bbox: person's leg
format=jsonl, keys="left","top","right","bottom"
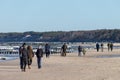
{"left": 20, "top": 57, "right": 23, "bottom": 69}
{"left": 23, "top": 61, "right": 27, "bottom": 72}
{"left": 37, "top": 58, "right": 41, "bottom": 69}
{"left": 111, "top": 47, "right": 113, "bottom": 51}
{"left": 29, "top": 59, "right": 32, "bottom": 69}
{"left": 46, "top": 52, "right": 48, "bottom": 57}
{"left": 39, "top": 58, "right": 41, "bottom": 68}
{"left": 37, "top": 58, "right": 39, "bottom": 68}
{"left": 97, "top": 48, "right": 99, "bottom": 52}
{"left": 30, "top": 59, "right": 32, "bottom": 65}
{"left": 80, "top": 52, "right": 82, "bottom": 56}
{"left": 28, "top": 59, "right": 31, "bottom": 69}
{"left": 22, "top": 60, "right": 25, "bottom": 72}
{"left": 48, "top": 52, "right": 50, "bottom": 57}
{"left": 65, "top": 52, "right": 66, "bottom": 56}
{"left": 78, "top": 51, "right": 80, "bottom": 56}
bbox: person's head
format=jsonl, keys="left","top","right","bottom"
{"left": 64, "top": 43, "right": 66, "bottom": 45}
{"left": 39, "top": 45, "right": 42, "bottom": 49}
{"left": 23, "top": 44, "right": 27, "bottom": 49}
{"left": 22, "top": 43, "right": 26, "bottom": 47}
{"left": 27, "top": 45, "right": 32, "bottom": 50}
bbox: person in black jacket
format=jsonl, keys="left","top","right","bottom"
{"left": 21, "top": 43, "right": 28, "bottom": 72}
{"left": 61, "top": 43, "right": 67, "bottom": 56}
{"left": 36, "top": 46, "right": 43, "bottom": 69}
{"left": 45, "top": 43, "right": 50, "bottom": 58}
{"left": 96, "top": 43, "right": 100, "bottom": 52}
{"left": 78, "top": 45, "right": 82, "bottom": 56}
{"left": 19, "top": 43, "right": 26, "bottom": 70}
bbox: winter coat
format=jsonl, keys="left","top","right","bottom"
{"left": 22, "top": 47, "right": 28, "bottom": 63}
{"left": 27, "top": 46, "right": 34, "bottom": 59}
{"left": 36, "top": 48, "right": 43, "bottom": 58}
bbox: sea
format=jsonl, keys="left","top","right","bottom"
{"left": 0, "top": 42, "right": 120, "bottom": 62}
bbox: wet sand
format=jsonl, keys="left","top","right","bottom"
{"left": 0, "top": 49, "right": 120, "bottom": 80}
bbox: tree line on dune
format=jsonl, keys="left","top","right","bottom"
{"left": 0, "top": 29, "right": 120, "bottom": 42}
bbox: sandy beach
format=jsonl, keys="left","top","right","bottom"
{"left": 0, "top": 48, "right": 120, "bottom": 80}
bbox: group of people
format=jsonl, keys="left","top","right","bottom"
{"left": 61, "top": 43, "right": 86, "bottom": 57}
{"left": 19, "top": 43, "right": 34, "bottom": 72}
{"left": 78, "top": 45, "right": 86, "bottom": 56}
{"left": 96, "top": 42, "right": 113, "bottom": 52}
{"left": 19, "top": 42, "right": 70, "bottom": 72}
{"left": 20, "top": 42, "right": 115, "bottom": 72}
{"left": 19, "top": 43, "right": 50, "bottom": 72}
{"left": 107, "top": 42, "right": 113, "bottom": 51}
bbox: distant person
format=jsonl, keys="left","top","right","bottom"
{"left": 19, "top": 43, "right": 26, "bottom": 71}
{"left": 45, "top": 43, "right": 50, "bottom": 58}
{"left": 27, "top": 45, "right": 34, "bottom": 69}
{"left": 19, "top": 46, "right": 23, "bottom": 70}
{"left": 36, "top": 46, "right": 44, "bottom": 69}
{"left": 101, "top": 43, "right": 104, "bottom": 52}
{"left": 96, "top": 43, "right": 100, "bottom": 52}
{"left": 61, "top": 43, "right": 67, "bottom": 56}
{"left": 21, "top": 43, "right": 28, "bottom": 72}
{"left": 110, "top": 42, "right": 113, "bottom": 51}
{"left": 78, "top": 45, "right": 82, "bottom": 56}
{"left": 107, "top": 43, "right": 110, "bottom": 51}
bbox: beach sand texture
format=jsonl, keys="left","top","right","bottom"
{"left": 0, "top": 49, "right": 120, "bottom": 80}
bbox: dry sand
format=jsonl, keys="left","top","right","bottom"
{"left": 0, "top": 49, "right": 120, "bottom": 80}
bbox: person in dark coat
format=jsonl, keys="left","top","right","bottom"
{"left": 21, "top": 44, "right": 28, "bottom": 72}
{"left": 110, "top": 42, "right": 113, "bottom": 51}
{"left": 101, "top": 43, "right": 104, "bottom": 52}
{"left": 78, "top": 45, "right": 82, "bottom": 56}
{"left": 96, "top": 43, "right": 100, "bottom": 52}
{"left": 45, "top": 43, "right": 50, "bottom": 58}
{"left": 19, "top": 43, "right": 26, "bottom": 71}
{"left": 36, "top": 46, "right": 43, "bottom": 69}
{"left": 61, "top": 43, "right": 67, "bottom": 56}
{"left": 107, "top": 43, "right": 110, "bottom": 51}
{"left": 19, "top": 46, "right": 23, "bottom": 70}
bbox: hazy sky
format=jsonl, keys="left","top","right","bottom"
{"left": 0, "top": 0, "right": 120, "bottom": 32}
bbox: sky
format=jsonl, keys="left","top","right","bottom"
{"left": 0, "top": 0, "right": 120, "bottom": 32}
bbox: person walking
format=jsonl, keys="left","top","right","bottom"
{"left": 96, "top": 43, "right": 100, "bottom": 52}
{"left": 45, "top": 43, "right": 50, "bottom": 58}
{"left": 21, "top": 44, "right": 28, "bottom": 72}
{"left": 27, "top": 45, "right": 34, "bottom": 69}
{"left": 36, "top": 46, "right": 44, "bottom": 69}
{"left": 110, "top": 42, "right": 113, "bottom": 51}
{"left": 78, "top": 45, "right": 82, "bottom": 56}
{"left": 101, "top": 43, "right": 104, "bottom": 52}
{"left": 19, "top": 46, "right": 23, "bottom": 70}
{"left": 107, "top": 43, "right": 110, "bottom": 51}
{"left": 61, "top": 43, "right": 67, "bottom": 56}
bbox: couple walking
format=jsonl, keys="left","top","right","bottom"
{"left": 19, "top": 43, "right": 34, "bottom": 72}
